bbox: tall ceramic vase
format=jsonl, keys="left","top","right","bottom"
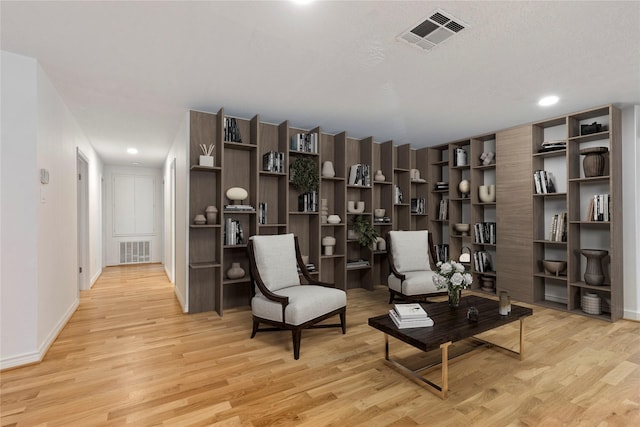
{"left": 581, "top": 249, "right": 608, "bottom": 285}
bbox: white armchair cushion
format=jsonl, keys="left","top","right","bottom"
{"left": 251, "top": 234, "right": 300, "bottom": 293}
{"left": 251, "top": 285, "right": 346, "bottom": 326}
{"left": 388, "top": 271, "right": 439, "bottom": 296}
{"left": 389, "top": 230, "right": 431, "bottom": 273}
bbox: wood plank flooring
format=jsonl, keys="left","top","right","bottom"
{"left": 1, "top": 264, "right": 639, "bottom": 426}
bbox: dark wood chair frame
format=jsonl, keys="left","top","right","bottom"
{"left": 247, "top": 236, "right": 346, "bottom": 360}
{"left": 386, "top": 231, "right": 446, "bottom": 304}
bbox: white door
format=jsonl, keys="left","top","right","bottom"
{"left": 77, "top": 150, "right": 90, "bottom": 292}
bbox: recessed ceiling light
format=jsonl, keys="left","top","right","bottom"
{"left": 131, "top": 162, "right": 140, "bottom": 166}
{"left": 291, "top": 0, "right": 313, "bottom": 5}
{"left": 127, "top": 148, "right": 138, "bottom": 154}
{"left": 538, "top": 95, "right": 559, "bottom": 107}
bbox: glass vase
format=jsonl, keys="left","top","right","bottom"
{"left": 448, "top": 288, "right": 461, "bottom": 308}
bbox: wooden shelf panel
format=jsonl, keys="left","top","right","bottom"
{"left": 189, "top": 262, "right": 220, "bottom": 269}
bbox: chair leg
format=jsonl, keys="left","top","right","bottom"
{"left": 292, "top": 329, "right": 302, "bottom": 360}
{"left": 388, "top": 289, "right": 395, "bottom": 304}
{"left": 340, "top": 310, "right": 346, "bottom": 334}
{"left": 251, "top": 318, "right": 259, "bottom": 338}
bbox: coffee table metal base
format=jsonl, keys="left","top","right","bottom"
{"left": 382, "top": 317, "right": 526, "bottom": 399}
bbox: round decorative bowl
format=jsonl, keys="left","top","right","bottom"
{"left": 542, "top": 259, "right": 567, "bottom": 276}
{"left": 453, "top": 223, "right": 470, "bottom": 236}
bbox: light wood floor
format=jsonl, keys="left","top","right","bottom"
{"left": 1, "top": 264, "right": 639, "bottom": 426}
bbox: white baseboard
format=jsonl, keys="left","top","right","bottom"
{"left": 623, "top": 309, "right": 640, "bottom": 321}
{"left": 90, "top": 268, "right": 102, "bottom": 289}
{"left": 1, "top": 299, "right": 79, "bottom": 370}
{"left": 174, "top": 286, "right": 187, "bottom": 313}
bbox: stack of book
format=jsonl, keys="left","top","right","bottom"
{"left": 224, "top": 218, "right": 244, "bottom": 246}
{"left": 434, "top": 181, "right": 449, "bottom": 191}
{"left": 224, "top": 204, "right": 255, "bottom": 212}
{"left": 258, "top": 202, "right": 267, "bottom": 225}
{"left": 389, "top": 303, "right": 434, "bottom": 328}
{"left": 538, "top": 140, "right": 566, "bottom": 153}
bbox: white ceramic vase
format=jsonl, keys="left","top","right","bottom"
{"left": 327, "top": 215, "right": 341, "bottom": 224}
{"left": 322, "top": 161, "right": 336, "bottom": 178}
{"left": 347, "top": 201, "right": 365, "bottom": 213}
{"left": 478, "top": 184, "right": 496, "bottom": 203}
{"left": 226, "top": 262, "right": 245, "bottom": 279}
{"left": 322, "top": 236, "right": 336, "bottom": 255}
{"left": 458, "top": 179, "right": 470, "bottom": 197}
{"left": 374, "top": 170, "right": 385, "bottom": 182}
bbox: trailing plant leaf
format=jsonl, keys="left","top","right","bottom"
{"left": 352, "top": 215, "right": 379, "bottom": 248}
{"left": 290, "top": 157, "right": 319, "bottom": 193}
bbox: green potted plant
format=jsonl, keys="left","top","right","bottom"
{"left": 351, "top": 215, "right": 379, "bottom": 248}
{"left": 289, "top": 157, "right": 319, "bottom": 193}
{"left": 290, "top": 157, "right": 319, "bottom": 212}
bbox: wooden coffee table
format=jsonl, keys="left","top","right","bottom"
{"left": 368, "top": 295, "right": 533, "bottom": 399}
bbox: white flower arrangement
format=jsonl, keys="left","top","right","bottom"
{"left": 432, "top": 260, "right": 473, "bottom": 293}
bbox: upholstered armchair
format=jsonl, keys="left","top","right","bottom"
{"left": 386, "top": 230, "right": 443, "bottom": 303}
{"left": 247, "top": 233, "right": 347, "bottom": 359}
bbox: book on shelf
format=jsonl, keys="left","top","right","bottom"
{"left": 473, "top": 250, "right": 493, "bottom": 273}
{"left": 435, "top": 244, "right": 449, "bottom": 263}
{"left": 389, "top": 308, "right": 433, "bottom": 329}
{"left": 346, "top": 259, "right": 370, "bottom": 268}
{"left": 548, "top": 212, "right": 567, "bottom": 242}
{"left": 474, "top": 222, "right": 496, "bottom": 244}
{"left": 224, "top": 117, "right": 242, "bottom": 143}
{"left": 297, "top": 191, "right": 318, "bottom": 212}
{"left": 411, "top": 197, "right": 426, "bottom": 214}
{"left": 586, "top": 194, "right": 609, "bottom": 222}
{"left": 533, "top": 170, "right": 557, "bottom": 194}
{"left": 290, "top": 133, "right": 318, "bottom": 153}
{"left": 258, "top": 202, "right": 267, "bottom": 224}
{"left": 262, "top": 151, "right": 285, "bottom": 173}
{"left": 438, "top": 199, "right": 448, "bottom": 220}
{"left": 348, "top": 164, "right": 371, "bottom": 186}
{"left": 224, "top": 218, "right": 244, "bottom": 245}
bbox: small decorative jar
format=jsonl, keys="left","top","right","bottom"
{"left": 227, "top": 262, "right": 245, "bottom": 279}
{"left": 374, "top": 170, "right": 386, "bottom": 182}
{"left": 193, "top": 214, "right": 206, "bottom": 225}
{"left": 205, "top": 206, "right": 218, "bottom": 224}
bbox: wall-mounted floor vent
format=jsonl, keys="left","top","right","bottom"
{"left": 119, "top": 241, "right": 150, "bottom": 264}
{"left": 398, "top": 9, "right": 468, "bottom": 52}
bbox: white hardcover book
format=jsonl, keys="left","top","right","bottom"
{"left": 389, "top": 310, "right": 434, "bottom": 328}
{"left": 394, "top": 303, "right": 428, "bottom": 320}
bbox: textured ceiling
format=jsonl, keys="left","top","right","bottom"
{"left": 2, "top": 1, "right": 639, "bottom": 167}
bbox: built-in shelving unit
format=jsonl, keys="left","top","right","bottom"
{"left": 531, "top": 105, "right": 622, "bottom": 321}
{"left": 186, "top": 104, "right": 622, "bottom": 321}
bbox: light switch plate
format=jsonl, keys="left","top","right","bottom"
{"left": 40, "top": 168, "right": 49, "bottom": 184}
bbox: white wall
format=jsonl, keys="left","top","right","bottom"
{"left": 622, "top": 105, "right": 640, "bottom": 320}
{"left": 1, "top": 51, "right": 103, "bottom": 369}
{"left": 103, "top": 165, "right": 163, "bottom": 266}
{"left": 164, "top": 113, "right": 189, "bottom": 312}
{"left": 1, "top": 51, "right": 39, "bottom": 366}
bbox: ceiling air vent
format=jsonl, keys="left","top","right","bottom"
{"left": 398, "top": 9, "right": 468, "bottom": 52}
